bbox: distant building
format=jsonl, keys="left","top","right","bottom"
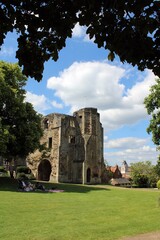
{"left": 110, "top": 178, "right": 131, "bottom": 186}
{"left": 106, "top": 162, "right": 131, "bottom": 187}
{"left": 121, "top": 160, "right": 131, "bottom": 179}
{"left": 27, "top": 108, "right": 104, "bottom": 184}
{"left": 107, "top": 165, "right": 122, "bottom": 179}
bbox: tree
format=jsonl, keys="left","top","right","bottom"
{"left": 130, "top": 161, "right": 158, "bottom": 188}
{"left": 0, "top": 61, "right": 43, "bottom": 161}
{"left": 0, "top": 118, "right": 9, "bottom": 154}
{"left": 144, "top": 78, "right": 160, "bottom": 149}
{"left": 157, "top": 180, "right": 160, "bottom": 189}
{"left": 0, "top": 1, "right": 159, "bottom": 81}
{"left": 155, "top": 156, "right": 160, "bottom": 177}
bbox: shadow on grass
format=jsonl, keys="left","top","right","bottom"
{"left": 0, "top": 177, "right": 110, "bottom": 193}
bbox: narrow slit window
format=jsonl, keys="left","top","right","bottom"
{"left": 49, "top": 137, "right": 52, "bottom": 148}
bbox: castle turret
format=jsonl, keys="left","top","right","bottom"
{"left": 74, "top": 108, "right": 104, "bottom": 184}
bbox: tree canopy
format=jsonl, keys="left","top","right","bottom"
{"left": 155, "top": 156, "right": 160, "bottom": 177}
{"left": 144, "top": 78, "right": 160, "bottom": 149}
{"left": 0, "top": 1, "right": 159, "bottom": 81}
{"left": 0, "top": 61, "right": 43, "bottom": 160}
{"left": 130, "top": 161, "right": 157, "bottom": 187}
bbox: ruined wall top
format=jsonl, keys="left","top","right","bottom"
{"left": 41, "top": 108, "right": 101, "bottom": 132}
{"left": 43, "top": 108, "right": 100, "bottom": 121}
{"left": 42, "top": 113, "right": 74, "bottom": 130}
{"left": 73, "top": 107, "right": 99, "bottom": 116}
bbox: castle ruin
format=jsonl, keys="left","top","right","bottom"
{"left": 27, "top": 108, "right": 104, "bottom": 184}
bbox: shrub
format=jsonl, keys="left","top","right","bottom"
{"left": 16, "top": 166, "right": 35, "bottom": 180}
{"left": 133, "top": 174, "right": 149, "bottom": 188}
{"left": 16, "top": 166, "right": 31, "bottom": 174}
{"left": 26, "top": 173, "right": 36, "bottom": 180}
{"left": 157, "top": 180, "right": 160, "bottom": 189}
{"left": 0, "top": 166, "right": 8, "bottom": 177}
{"left": 0, "top": 166, "right": 7, "bottom": 173}
{"left": 16, "top": 172, "right": 29, "bottom": 180}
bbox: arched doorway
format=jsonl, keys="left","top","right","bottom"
{"left": 86, "top": 168, "right": 91, "bottom": 183}
{"left": 38, "top": 159, "right": 52, "bottom": 181}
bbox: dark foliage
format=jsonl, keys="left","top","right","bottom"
{"left": 0, "top": 1, "right": 159, "bottom": 80}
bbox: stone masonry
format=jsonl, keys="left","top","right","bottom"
{"left": 27, "top": 108, "right": 104, "bottom": 184}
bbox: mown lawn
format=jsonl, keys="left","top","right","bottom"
{"left": 0, "top": 177, "right": 160, "bottom": 240}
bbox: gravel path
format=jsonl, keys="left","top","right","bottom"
{"left": 120, "top": 231, "right": 160, "bottom": 240}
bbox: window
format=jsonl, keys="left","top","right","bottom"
{"left": 69, "top": 136, "right": 75, "bottom": 144}
{"left": 44, "top": 119, "right": 49, "bottom": 129}
{"left": 70, "top": 120, "right": 75, "bottom": 127}
{"left": 79, "top": 115, "right": 82, "bottom": 124}
{"left": 70, "top": 136, "right": 75, "bottom": 143}
{"left": 48, "top": 137, "right": 52, "bottom": 148}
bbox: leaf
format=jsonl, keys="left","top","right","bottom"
{"left": 108, "top": 51, "right": 115, "bottom": 61}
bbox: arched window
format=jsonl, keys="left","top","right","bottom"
{"left": 87, "top": 168, "right": 91, "bottom": 183}
{"left": 44, "top": 119, "right": 49, "bottom": 129}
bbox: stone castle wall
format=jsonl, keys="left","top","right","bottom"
{"left": 27, "top": 108, "right": 104, "bottom": 184}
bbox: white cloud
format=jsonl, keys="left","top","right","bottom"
{"left": 25, "top": 91, "right": 51, "bottom": 114}
{"left": 47, "top": 61, "right": 125, "bottom": 110}
{"left": 72, "top": 23, "right": 94, "bottom": 42}
{"left": 51, "top": 100, "right": 63, "bottom": 109}
{"left": 99, "top": 69, "right": 156, "bottom": 131}
{"left": 100, "top": 105, "right": 147, "bottom": 131}
{"left": 105, "top": 137, "right": 148, "bottom": 149}
{"left": 83, "top": 34, "right": 95, "bottom": 42}
{"left": 104, "top": 137, "right": 159, "bottom": 166}
{"left": 122, "top": 70, "right": 156, "bottom": 106}
{"left": 72, "top": 23, "right": 86, "bottom": 38}
{"left": 47, "top": 61, "right": 156, "bottom": 131}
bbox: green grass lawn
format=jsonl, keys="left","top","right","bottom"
{"left": 0, "top": 177, "right": 160, "bottom": 240}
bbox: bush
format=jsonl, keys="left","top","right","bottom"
{"left": 16, "top": 166, "right": 31, "bottom": 174}
{"left": 26, "top": 173, "right": 36, "bottom": 180}
{"left": 133, "top": 174, "right": 149, "bottom": 188}
{"left": 0, "top": 166, "right": 9, "bottom": 177}
{"left": 157, "top": 180, "right": 160, "bottom": 189}
{"left": 0, "top": 166, "right": 7, "bottom": 173}
{"left": 16, "top": 172, "right": 29, "bottom": 180}
{"left": 16, "top": 166, "right": 35, "bottom": 180}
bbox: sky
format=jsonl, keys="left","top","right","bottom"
{"left": 0, "top": 23, "right": 159, "bottom": 167}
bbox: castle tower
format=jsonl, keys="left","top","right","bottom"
{"left": 73, "top": 108, "right": 104, "bottom": 184}
{"left": 27, "top": 108, "right": 104, "bottom": 184}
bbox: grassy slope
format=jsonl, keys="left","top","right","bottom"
{"left": 0, "top": 177, "right": 160, "bottom": 240}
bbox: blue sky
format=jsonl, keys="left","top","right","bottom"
{"left": 0, "top": 23, "right": 159, "bottom": 166}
